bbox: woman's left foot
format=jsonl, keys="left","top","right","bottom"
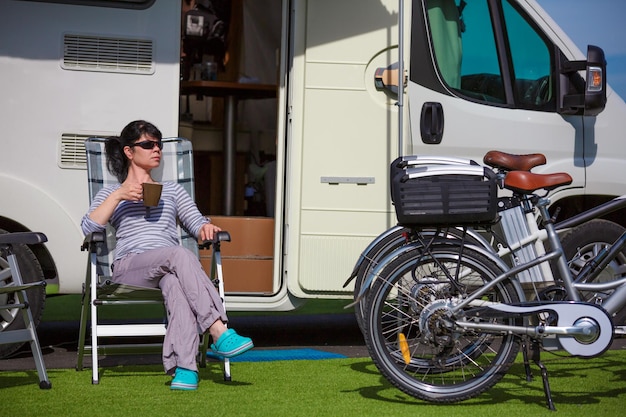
{"left": 210, "top": 328, "right": 254, "bottom": 358}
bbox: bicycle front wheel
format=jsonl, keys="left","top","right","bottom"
{"left": 365, "top": 244, "right": 521, "bottom": 403}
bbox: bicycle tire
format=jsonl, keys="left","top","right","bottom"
{"left": 353, "top": 227, "right": 410, "bottom": 336}
{"left": 365, "top": 243, "right": 521, "bottom": 403}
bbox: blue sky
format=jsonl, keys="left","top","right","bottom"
{"left": 536, "top": 0, "right": 626, "bottom": 100}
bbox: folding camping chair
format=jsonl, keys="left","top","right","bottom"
{"left": 0, "top": 232, "right": 52, "bottom": 389}
{"left": 76, "top": 137, "right": 232, "bottom": 384}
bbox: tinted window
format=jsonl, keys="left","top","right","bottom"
{"left": 427, "top": 0, "right": 555, "bottom": 111}
{"left": 502, "top": 0, "right": 554, "bottom": 109}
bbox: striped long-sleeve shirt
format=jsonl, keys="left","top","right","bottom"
{"left": 81, "top": 182, "right": 208, "bottom": 261}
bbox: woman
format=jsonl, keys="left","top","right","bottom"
{"left": 81, "top": 120, "right": 253, "bottom": 391}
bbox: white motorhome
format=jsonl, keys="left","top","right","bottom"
{"left": 1, "top": 0, "right": 625, "bottom": 336}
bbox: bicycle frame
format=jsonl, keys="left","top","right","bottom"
{"left": 449, "top": 194, "right": 626, "bottom": 344}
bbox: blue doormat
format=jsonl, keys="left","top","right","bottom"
{"left": 207, "top": 348, "right": 347, "bottom": 362}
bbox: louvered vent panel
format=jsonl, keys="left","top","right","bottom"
{"left": 59, "top": 134, "right": 88, "bottom": 169}
{"left": 63, "top": 34, "right": 154, "bottom": 74}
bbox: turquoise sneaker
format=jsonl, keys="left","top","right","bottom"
{"left": 210, "top": 328, "right": 254, "bottom": 358}
{"left": 170, "top": 367, "right": 198, "bottom": 391}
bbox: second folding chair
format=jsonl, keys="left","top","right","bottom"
{"left": 0, "top": 231, "right": 51, "bottom": 389}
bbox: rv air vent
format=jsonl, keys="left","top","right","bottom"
{"left": 62, "top": 34, "right": 154, "bottom": 74}
{"left": 59, "top": 134, "right": 88, "bottom": 169}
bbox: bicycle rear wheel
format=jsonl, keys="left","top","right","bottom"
{"left": 365, "top": 243, "right": 521, "bottom": 403}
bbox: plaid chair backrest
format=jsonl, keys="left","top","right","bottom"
{"left": 85, "top": 137, "right": 198, "bottom": 277}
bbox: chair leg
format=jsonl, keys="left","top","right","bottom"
{"left": 6, "top": 253, "right": 51, "bottom": 389}
{"left": 212, "top": 248, "right": 232, "bottom": 381}
{"left": 89, "top": 254, "right": 100, "bottom": 384}
{"left": 200, "top": 331, "right": 209, "bottom": 368}
{"left": 223, "top": 357, "right": 231, "bottom": 381}
{"left": 76, "top": 267, "right": 91, "bottom": 371}
{"left": 21, "top": 298, "right": 51, "bottom": 389}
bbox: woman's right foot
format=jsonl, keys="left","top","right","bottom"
{"left": 170, "top": 367, "right": 198, "bottom": 390}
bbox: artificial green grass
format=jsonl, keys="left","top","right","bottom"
{"left": 26, "top": 296, "right": 626, "bottom": 416}
{"left": 2, "top": 350, "right": 625, "bottom": 417}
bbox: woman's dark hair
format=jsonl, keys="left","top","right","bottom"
{"left": 104, "top": 120, "right": 162, "bottom": 183}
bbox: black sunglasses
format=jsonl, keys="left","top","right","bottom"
{"left": 131, "top": 140, "right": 163, "bottom": 150}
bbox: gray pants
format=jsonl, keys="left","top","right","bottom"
{"left": 112, "top": 246, "right": 227, "bottom": 373}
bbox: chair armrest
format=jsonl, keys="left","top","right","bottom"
{"left": 81, "top": 231, "right": 105, "bottom": 252}
{"left": 0, "top": 232, "right": 47, "bottom": 246}
{"left": 198, "top": 230, "right": 231, "bottom": 250}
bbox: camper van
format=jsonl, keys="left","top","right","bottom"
{"left": 1, "top": 0, "right": 625, "bottom": 337}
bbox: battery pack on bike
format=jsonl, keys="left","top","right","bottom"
{"left": 497, "top": 198, "right": 554, "bottom": 287}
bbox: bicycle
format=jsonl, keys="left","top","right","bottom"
{"left": 346, "top": 151, "right": 626, "bottom": 336}
{"left": 355, "top": 154, "right": 626, "bottom": 410}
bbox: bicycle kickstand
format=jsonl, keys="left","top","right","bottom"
{"left": 531, "top": 339, "right": 556, "bottom": 411}
{"left": 521, "top": 336, "right": 533, "bottom": 382}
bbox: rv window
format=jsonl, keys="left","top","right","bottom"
{"left": 428, "top": 0, "right": 504, "bottom": 103}
{"left": 501, "top": 0, "right": 555, "bottom": 110}
{"left": 426, "top": 0, "right": 465, "bottom": 89}
{"left": 427, "top": 0, "right": 555, "bottom": 111}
